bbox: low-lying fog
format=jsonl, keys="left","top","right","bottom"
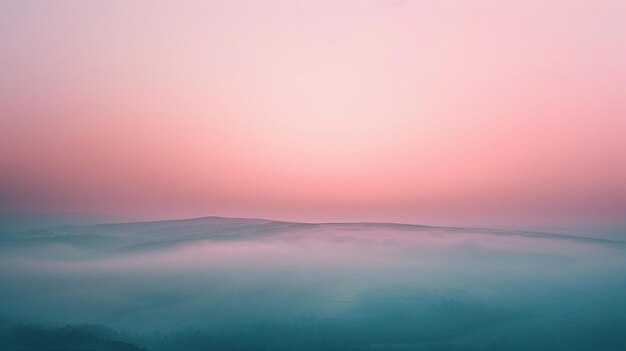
{"left": 1, "top": 217, "right": 625, "bottom": 350}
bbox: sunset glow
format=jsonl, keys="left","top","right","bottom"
{"left": 1, "top": 0, "right": 625, "bottom": 227}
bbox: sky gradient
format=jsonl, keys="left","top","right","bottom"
{"left": 1, "top": 0, "right": 625, "bottom": 228}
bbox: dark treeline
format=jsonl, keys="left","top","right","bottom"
{"left": 1, "top": 314, "right": 625, "bottom": 351}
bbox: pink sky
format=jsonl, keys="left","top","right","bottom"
{"left": 1, "top": 0, "right": 625, "bottom": 227}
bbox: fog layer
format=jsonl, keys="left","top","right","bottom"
{"left": 1, "top": 217, "right": 625, "bottom": 350}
